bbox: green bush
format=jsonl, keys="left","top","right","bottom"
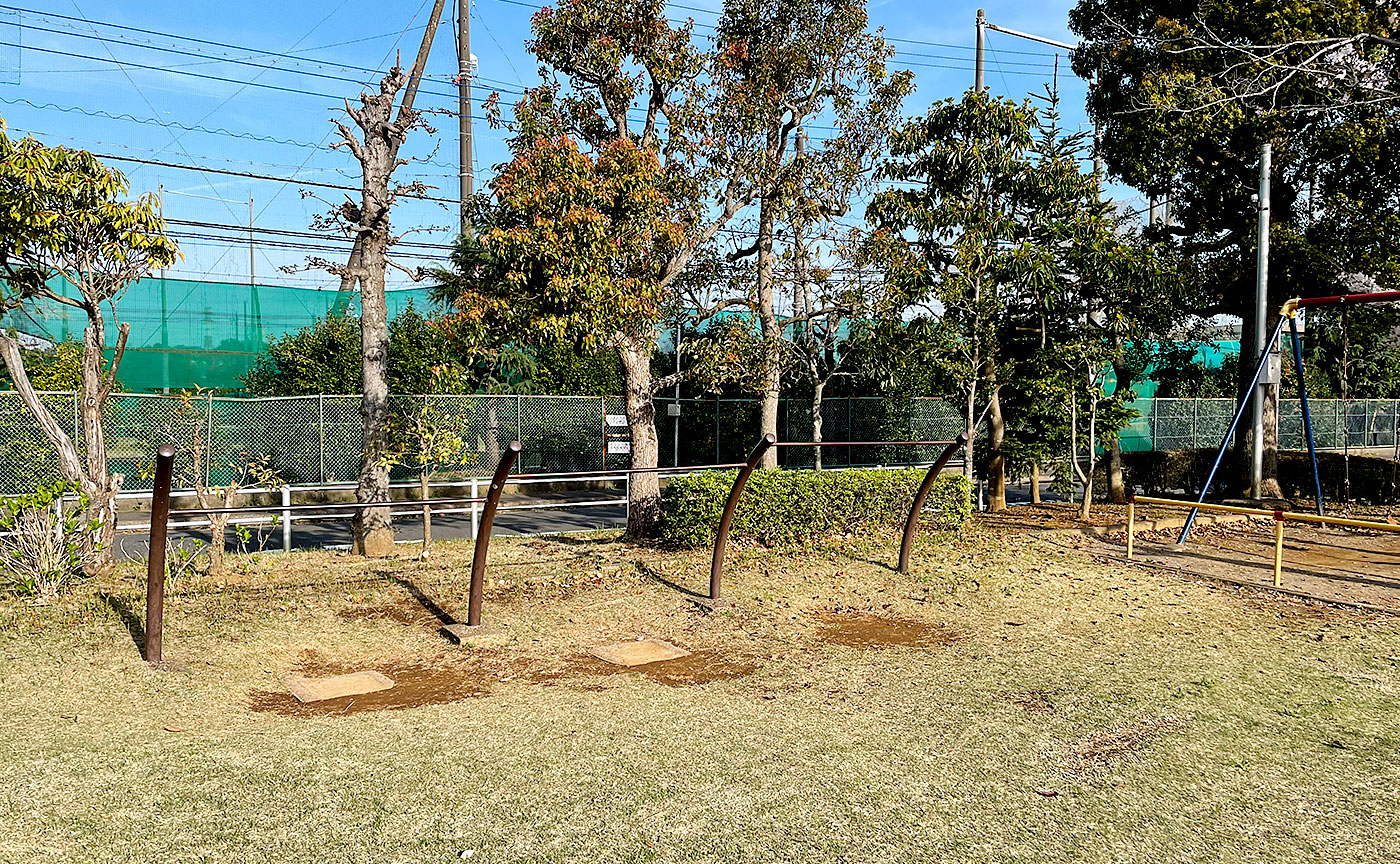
{"left": 660, "top": 467, "right": 971, "bottom": 547}
{"left": 0, "top": 482, "right": 99, "bottom": 598}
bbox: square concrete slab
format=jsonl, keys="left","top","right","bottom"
{"left": 286, "top": 670, "right": 394, "bottom": 703}
{"left": 590, "top": 639, "right": 690, "bottom": 667}
{"left": 441, "top": 623, "right": 508, "bottom": 648}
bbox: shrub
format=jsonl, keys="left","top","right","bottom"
{"left": 0, "top": 482, "right": 100, "bottom": 598}
{"left": 660, "top": 467, "right": 971, "bottom": 547}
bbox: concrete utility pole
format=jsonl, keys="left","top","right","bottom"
{"left": 458, "top": 0, "right": 474, "bottom": 231}
{"left": 1251, "top": 140, "right": 1273, "bottom": 497}
{"left": 975, "top": 9, "right": 986, "bottom": 92}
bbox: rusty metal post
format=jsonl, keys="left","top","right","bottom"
{"left": 145, "top": 444, "right": 176, "bottom": 665}
{"left": 708, "top": 434, "right": 775, "bottom": 602}
{"left": 897, "top": 433, "right": 968, "bottom": 574}
{"left": 467, "top": 440, "right": 521, "bottom": 627}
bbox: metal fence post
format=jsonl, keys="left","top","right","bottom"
{"left": 470, "top": 477, "right": 481, "bottom": 539}
{"left": 318, "top": 394, "right": 327, "bottom": 483}
{"left": 145, "top": 444, "right": 175, "bottom": 665}
{"left": 281, "top": 485, "right": 292, "bottom": 553}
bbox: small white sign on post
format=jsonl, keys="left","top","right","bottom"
{"left": 605, "top": 414, "right": 628, "bottom": 427}
{"left": 667, "top": 402, "right": 681, "bottom": 417}
{"left": 607, "top": 441, "right": 631, "bottom": 454}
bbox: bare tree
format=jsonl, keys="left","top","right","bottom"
{"left": 310, "top": 1, "right": 447, "bottom": 556}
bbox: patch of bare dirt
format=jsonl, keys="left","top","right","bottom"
{"left": 814, "top": 611, "right": 964, "bottom": 648}
{"left": 548, "top": 648, "right": 759, "bottom": 687}
{"left": 1008, "top": 690, "right": 1058, "bottom": 714}
{"left": 1058, "top": 716, "right": 1186, "bottom": 777}
{"left": 248, "top": 659, "right": 495, "bottom": 717}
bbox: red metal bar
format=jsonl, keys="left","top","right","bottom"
{"left": 708, "top": 434, "right": 775, "bottom": 602}
{"left": 1295, "top": 291, "right": 1400, "bottom": 308}
{"left": 144, "top": 444, "right": 175, "bottom": 665}
{"left": 897, "top": 433, "right": 969, "bottom": 574}
{"left": 467, "top": 440, "right": 521, "bottom": 627}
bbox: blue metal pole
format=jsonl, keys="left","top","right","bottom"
{"left": 1177, "top": 314, "right": 1290, "bottom": 545}
{"left": 1289, "top": 315, "right": 1324, "bottom": 516}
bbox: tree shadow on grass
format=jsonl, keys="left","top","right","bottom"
{"left": 99, "top": 592, "right": 146, "bottom": 660}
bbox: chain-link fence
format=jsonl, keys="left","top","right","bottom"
{"left": 2, "top": 392, "right": 1397, "bottom": 496}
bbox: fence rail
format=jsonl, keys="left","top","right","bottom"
{"left": 1, "top": 392, "right": 1395, "bottom": 497}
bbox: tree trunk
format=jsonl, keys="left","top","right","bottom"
{"left": 1107, "top": 439, "right": 1127, "bottom": 504}
{"left": 619, "top": 338, "right": 662, "bottom": 536}
{"left": 812, "top": 379, "right": 824, "bottom": 471}
{"left": 351, "top": 146, "right": 397, "bottom": 557}
{"left": 1260, "top": 368, "right": 1281, "bottom": 497}
{"left": 986, "top": 385, "right": 1006, "bottom": 512}
{"left": 78, "top": 321, "right": 119, "bottom": 573}
{"left": 963, "top": 377, "right": 977, "bottom": 484}
{"left": 420, "top": 468, "right": 432, "bottom": 554}
{"left": 352, "top": 238, "right": 395, "bottom": 556}
{"left": 1030, "top": 462, "right": 1042, "bottom": 504}
{"left": 756, "top": 192, "right": 781, "bottom": 469}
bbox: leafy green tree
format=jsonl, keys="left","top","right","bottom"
{"left": 867, "top": 91, "right": 1047, "bottom": 508}
{"left": 0, "top": 125, "right": 178, "bottom": 571}
{"left": 242, "top": 303, "right": 483, "bottom": 396}
{"left": 0, "top": 339, "right": 122, "bottom": 393}
{"left": 710, "top": 0, "right": 912, "bottom": 466}
{"left": 1070, "top": 0, "right": 1399, "bottom": 495}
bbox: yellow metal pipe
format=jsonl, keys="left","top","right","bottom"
{"left": 1278, "top": 511, "right": 1400, "bottom": 533}
{"left": 1273, "top": 520, "right": 1284, "bottom": 588}
{"left": 1130, "top": 496, "right": 1278, "bottom": 519}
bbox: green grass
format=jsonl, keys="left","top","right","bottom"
{"left": 2, "top": 523, "right": 1399, "bottom": 862}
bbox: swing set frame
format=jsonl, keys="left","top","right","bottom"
{"left": 1177, "top": 290, "right": 1400, "bottom": 545}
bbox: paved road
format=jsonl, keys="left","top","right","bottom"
{"left": 114, "top": 488, "right": 627, "bottom": 561}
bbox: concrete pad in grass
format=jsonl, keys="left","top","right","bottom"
{"left": 589, "top": 639, "right": 689, "bottom": 667}
{"left": 286, "top": 670, "right": 394, "bottom": 703}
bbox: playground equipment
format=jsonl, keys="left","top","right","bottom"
{"left": 1178, "top": 291, "right": 1400, "bottom": 545}
{"left": 1130, "top": 494, "right": 1400, "bottom": 591}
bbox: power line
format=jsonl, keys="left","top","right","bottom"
{"left": 90, "top": 152, "right": 459, "bottom": 203}
{"left": 1, "top": 41, "right": 500, "bottom": 116}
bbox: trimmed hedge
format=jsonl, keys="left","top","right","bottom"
{"left": 660, "top": 467, "right": 972, "bottom": 548}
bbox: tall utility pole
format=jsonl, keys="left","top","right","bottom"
{"left": 975, "top": 9, "right": 986, "bottom": 92}
{"left": 458, "top": 0, "right": 473, "bottom": 231}
{"left": 1251, "top": 141, "right": 1272, "bottom": 497}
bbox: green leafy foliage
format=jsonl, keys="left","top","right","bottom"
{"left": 659, "top": 468, "right": 970, "bottom": 547}
{"left": 242, "top": 303, "right": 482, "bottom": 396}
{"left": 0, "top": 481, "right": 99, "bottom": 597}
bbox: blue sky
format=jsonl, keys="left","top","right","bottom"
{"left": 0, "top": 0, "right": 1118, "bottom": 292}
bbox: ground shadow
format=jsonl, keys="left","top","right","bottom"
{"left": 99, "top": 592, "right": 146, "bottom": 660}
{"left": 391, "top": 576, "right": 459, "bottom": 626}
{"left": 632, "top": 560, "right": 707, "bottom": 600}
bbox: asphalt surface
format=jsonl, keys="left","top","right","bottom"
{"left": 113, "top": 488, "right": 627, "bottom": 561}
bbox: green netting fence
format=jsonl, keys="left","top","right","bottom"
{"left": 0, "top": 275, "right": 435, "bottom": 393}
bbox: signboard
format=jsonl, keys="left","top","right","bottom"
{"left": 666, "top": 402, "right": 681, "bottom": 417}
{"left": 607, "top": 441, "right": 631, "bottom": 454}
{"left": 605, "top": 414, "right": 628, "bottom": 427}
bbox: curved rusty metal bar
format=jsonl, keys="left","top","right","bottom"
{"left": 467, "top": 440, "right": 522, "bottom": 626}
{"left": 897, "top": 433, "right": 969, "bottom": 574}
{"left": 144, "top": 444, "right": 176, "bottom": 664}
{"left": 708, "top": 434, "right": 775, "bottom": 602}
